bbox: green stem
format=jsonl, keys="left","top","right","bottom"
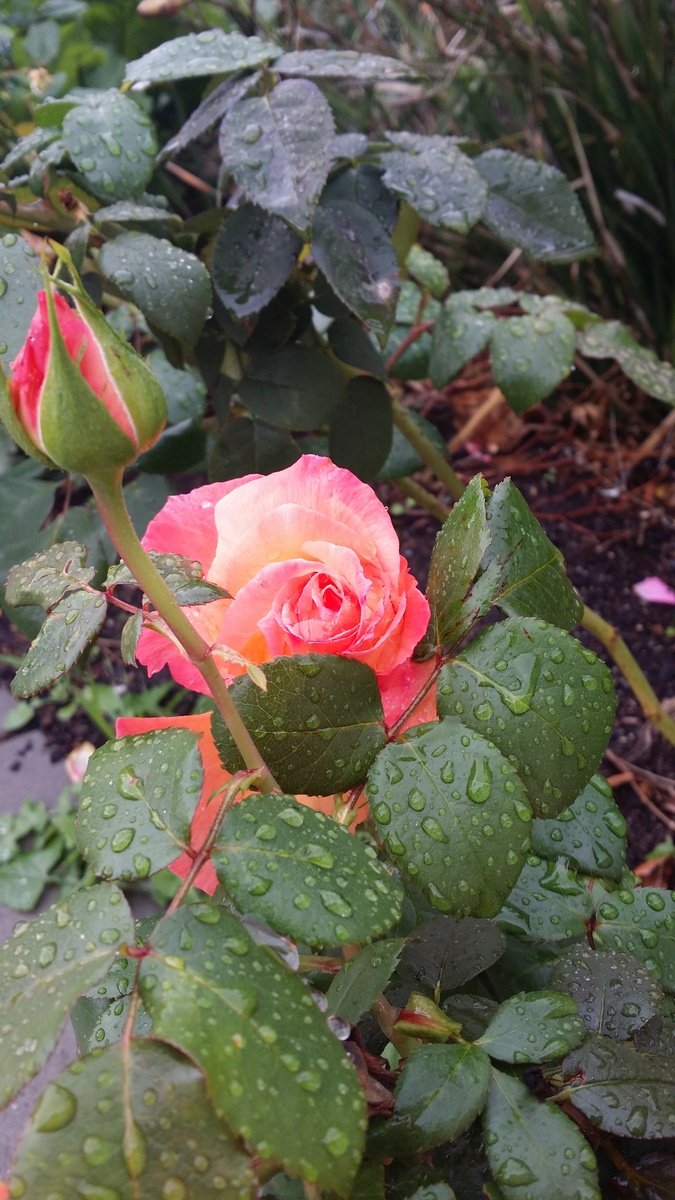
{"left": 394, "top": 426, "right": 675, "bottom": 750}
{"left": 581, "top": 605, "right": 675, "bottom": 747}
{"left": 89, "top": 472, "right": 278, "bottom": 789}
{"left": 391, "top": 397, "right": 465, "bottom": 501}
{"left": 395, "top": 474, "right": 451, "bottom": 523}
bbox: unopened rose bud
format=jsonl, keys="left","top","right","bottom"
{"left": 394, "top": 992, "right": 463, "bottom": 1042}
{"left": 1, "top": 280, "right": 166, "bottom": 477}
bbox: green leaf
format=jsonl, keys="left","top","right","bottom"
{"left": 496, "top": 855, "right": 593, "bottom": 941}
{"left": 5, "top": 540, "right": 94, "bottom": 610}
{"left": 564, "top": 1035, "right": 675, "bottom": 1137}
{"left": 125, "top": 28, "right": 281, "bottom": 83}
{"left": 213, "top": 654, "right": 387, "bottom": 795}
{"left": 0, "top": 844, "right": 62, "bottom": 912}
{"left": 441, "top": 993, "right": 499, "bottom": 1042}
{"left": 71, "top": 951, "right": 152, "bottom": 1053}
{"left": 11, "top": 587, "right": 107, "bottom": 698}
{"left": 146, "top": 348, "right": 206, "bottom": 424}
{"left": 489, "top": 312, "right": 576, "bottom": 411}
{"left": 327, "top": 317, "right": 387, "bottom": 379}
{"left": 400, "top": 916, "right": 506, "bottom": 995}
{"left": 139, "top": 905, "right": 366, "bottom": 1194}
{"left": 105, "top": 549, "right": 228, "bottom": 604}
{"left": 0, "top": 883, "right": 133, "bottom": 1107}
{"left": 475, "top": 149, "right": 596, "bottom": 263}
{"left": 327, "top": 939, "right": 405, "bottom": 1024}
{"left": 421, "top": 475, "right": 494, "bottom": 652}
{"left": 367, "top": 719, "right": 532, "bottom": 917}
{"left": 239, "top": 345, "right": 344, "bottom": 430}
{"left": 484, "top": 479, "right": 583, "bottom": 630}
{"left": 406, "top": 244, "right": 449, "bottom": 299}
{"left": 429, "top": 297, "right": 495, "bottom": 387}
{"left": 220, "top": 80, "right": 334, "bottom": 236}
{"left": 209, "top": 416, "right": 300, "bottom": 479}
{"left": 162, "top": 74, "right": 257, "bottom": 160}
{"left": 276, "top": 49, "right": 417, "bottom": 81}
{"left": 99, "top": 233, "right": 211, "bottom": 346}
{"left": 213, "top": 203, "right": 301, "bottom": 318}
{"left": 322, "top": 165, "right": 398, "bottom": 234}
{"left": 437, "top": 617, "right": 616, "bottom": 817}
{"left": 551, "top": 945, "right": 664, "bottom": 1039}
{"left": 11, "top": 1040, "right": 255, "bottom": 1198}
{"left": 483, "top": 1069, "right": 600, "bottom": 1199}
{"left": 578, "top": 320, "right": 675, "bottom": 406}
{"left": 329, "top": 376, "right": 393, "bottom": 481}
{"left": 477, "top": 989, "right": 586, "bottom": 1063}
{"left": 62, "top": 91, "right": 156, "bottom": 202}
{"left": 593, "top": 885, "right": 675, "bottom": 992}
{"left": 0, "top": 229, "right": 41, "bottom": 366}
{"left": 76, "top": 729, "right": 204, "bottom": 882}
{"left": 531, "top": 775, "right": 627, "bottom": 882}
{"left": 214, "top": 793, "right": 402, "bottom": 948}
{"left": 93, "top": 199, "right": 181, "bottom": 232}
{"left": 381, "top": 135, "right": 487, "bottom": 233}
{"left": 312, "top": 200, "right": 399, "bottom": 340}
{"left": 392, "top": 1043, "right": 491, "bottom": 1151}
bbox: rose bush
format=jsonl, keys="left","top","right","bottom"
{"left": 136, "top": 454, "right": 432, "bottom": 720}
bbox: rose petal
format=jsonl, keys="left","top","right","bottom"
{"left": 634, "top": 576, "right": 675, "bottom": 605}
{"left": 379, "top": 658, "right": 439, "bottom": 733}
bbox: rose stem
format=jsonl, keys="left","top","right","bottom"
{"left": 393, "top": 434, "right": 675, "bottom": 749}
{"left": 390, "top": 395, "right": 465, "bottom": 501}
{"left": 89, "top": 471, "right": 279, "bottom": 789}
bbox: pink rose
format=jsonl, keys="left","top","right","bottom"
{"left": 136, "top": 456, "right": 430, "bottom": 708}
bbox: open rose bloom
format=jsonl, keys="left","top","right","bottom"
{"left": 137, "top": 455, "right": 432, "bottom": 723}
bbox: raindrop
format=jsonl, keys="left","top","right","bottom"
{"left": 322, "top": 1127, "right": 351, "bottom": 1157}
{"left": 32, "top": 1083, "right": 77, "bottom": 1132}
{"left": 421, "top": 816, "right": 449, "bottom": 843}
{"left": 110, "top": 828, "right": 135, "bottom": 852}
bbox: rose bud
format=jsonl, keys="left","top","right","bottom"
{"left": 0, "top": 283, "right": 166, "bottom": 477}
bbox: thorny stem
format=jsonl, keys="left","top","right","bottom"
{"left": 88, "top": 472, "right": 279, "bottom": 789}
{"left": 397, "top": 423, "right": 675, "bottom": 749}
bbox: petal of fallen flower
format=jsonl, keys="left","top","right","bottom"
{"left": 634, "top": 576, "right": 675, "bottom": 605}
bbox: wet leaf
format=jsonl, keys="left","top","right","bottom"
{"left": 213, "top": 794, "right": 402, "bottom": 948}
{"left": 105, "top": 550, "right": 228, "bottom": 604}
{"left": 5, "top": 541, "right": 93, "bottom": 610}
{"left": 551, "top": 944, "right": 664, "bottom": 1039}
{"left": 0, "top": 844, "right": 62, "bottom": 912}
{"left": 441, "top": 993, "right": 499, "bottom": 1042}
{"left": 71, "top": 952, "right": 152, "bottom": 1053}
{"left": 381, "top": 135, "right": 487, "bottom": 233}
{"left": 162, "top": 73, "right": 258, "bottom": 159}
{"left": 140, "top": 905, "right": 366, "bottom": 1194}
{"left": 11, "top": 1040, "right": 255, "bottom": 1198}
{"left": 221, "top": 79, "right": 334, "bottom": 236}
{"left": 484, "top": 478, "right": 583, "bottom": 630}
{"left": 0, "top": 229, "right": 41, "bottom": 366}
{"left": 208, "top": 416, "right": 300, "bottom": 480}
{"left": 496, "top": 855, "right": 593, "bottom": 942}
{"left": 213, "top": 654, "right": 386, "bottom": 795}
{"left": 239, "top": 345, "right": 344, "bottom": 430}
{"left": 593, "top": 884, "right": 675, "bottom": 992}
{"left": 312, "top": 200, "right": 399, "bottom": 340}
{"left": 420, "top": 475, "right": 495, "bottom": 652}
{"left": 490, "top": 312, "right": 576, "bottom": 411}
{"left": 531, "top": 775, "right": 626, "bottom": 882}
{"left": 327, "top": 939, "right": 405, "bottom": 1024}
{"left": 62, "top": 90, "right": 156, "bottom": 202}
{"left": 400, "top": 916, "right": 506, "bottom": 995}
{"left": 579, "top": 320, "right": 675, "bottom": 406}
{"left": 391, "top": 1043, "right": 491, "bottom": 1151}
{"left": 0, "top": 883, "right": 133, "bottom": 1107}
{"left": 327, "top": 317, "right": 387, "bottom": 379}
{"left": 564, "top": 1035, "right": 675, "bottom": 1137}
{"left": 276, "top": 49, "right": 417, "bottom": 80}
{"left": 406, "top": 245, "right": 449, "bottom": 299}
{"left": 328, "top": 376, "right": 393, "bottom": 481}
{"left": 437, "top": 617, "right": 616, "bottom": 817}
{"left": 367, "top": 718, "right": 532, "bottom": 918}
{"left": 125, "top": 28, "right": 280, "bottom": 84}
{"left": 483, "top": 1068, "right": 600, "bottom": 1199}
{"left": 477, "top": 989, "right": 586, "bottom": 1063}
{"left": 11, "top": 587, "right": 107, "bottom": 698}
{"left": 378, "top": 412, "right": 447, "bottom": 480}
{"left": 76, "top": 729, "right": 204, "bottom": 882}
{"left": 475, "top": 149, "right": 596, "bottom": 263}
{"left": 99, "top": 233, "right": 211, "bottom": 346}
{"left": 146, "top": 348, "right": 206, "bottom": 424}
{"left": 213, "top": 203, "right": 301, "bottom": 318}
{"left": 429, "top": 296, "right": 495, "bottom": 387}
